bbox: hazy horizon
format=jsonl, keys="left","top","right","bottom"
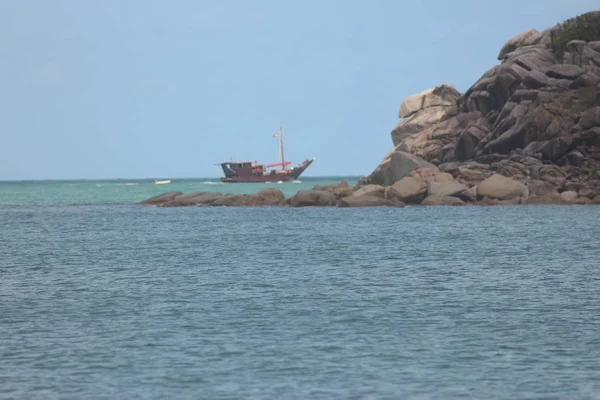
{"left": 0, "top": 174, "right": 362, "bottom": 182}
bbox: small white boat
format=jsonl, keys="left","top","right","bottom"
{"left": 154, "top": 180, "right": 171, "bottom": 185}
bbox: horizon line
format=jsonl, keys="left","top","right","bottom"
{"left": 0, "top": 175, "right": 363, "bottom": 183}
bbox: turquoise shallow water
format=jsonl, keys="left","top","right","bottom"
{"left": 0, "top": 177, "right": 359, "bottom": 205}
{"left": 1, "top": 180, "right": 600, "bottom": 399}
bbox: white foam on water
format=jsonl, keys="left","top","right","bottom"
{"left": 124, "top": 183, "right": 138, "bottom": 186}
{"left": 202, "top": 181, "right": 223, "bottom": 185}
{"left": 293, "top": 180, "right": 301, "bottom": 184}
{"left": 277, "top": 181, "right": 283, "bottom": 184}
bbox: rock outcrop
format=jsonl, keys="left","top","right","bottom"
{"left": 360, "top": 11, "right": 600, "bottom": 206}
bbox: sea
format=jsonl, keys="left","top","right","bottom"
{"left": 1, "top": 177, "right": 600, "bottom": 399}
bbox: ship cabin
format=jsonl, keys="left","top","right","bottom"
{"left": 219, "top": 161, "right": 268, "bottom": 178}
{"left": 219, "top": 160, "right": 292, "bottom": 178}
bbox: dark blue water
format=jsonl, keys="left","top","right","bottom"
{"left": 2, "top": 204, "right": 600, "bottom": 399}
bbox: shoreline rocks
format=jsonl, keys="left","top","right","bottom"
{"left": 358, "top": 10, "right": 600, "bottom": 206}
{"left": 140, "top": 172, "right": 600, "bottom": 208}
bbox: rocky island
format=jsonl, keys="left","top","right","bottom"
{"left": 143, "top": 11, "right": 600, "bottom": 207}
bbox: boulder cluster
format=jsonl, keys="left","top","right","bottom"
{"left": 140, "top": 171, "right": 599, "bottom": 208}
{"left": 359, "top": 11, "right": 600, "bottom": 205}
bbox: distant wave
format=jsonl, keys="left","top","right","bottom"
{"left": 293, "top": 180, "right": 301, "bottom": 184}
{"left": 202, "top": 181, "right": 223, "bottom": 185}
{"left": 124, "top": 183, "right": 138, "bottom": 186}
{"left": 96, "top": 184, "right": 103, "bottom": 187}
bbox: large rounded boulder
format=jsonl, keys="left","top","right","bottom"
{"left": 387, "top": 176, "right": 427, "bottom": 204}
{"left": 476, "top": 174, "right": 529, "bottom": 200}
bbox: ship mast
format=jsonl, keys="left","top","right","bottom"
{"left": 279, "top": 127, "right": 285, "bottom": 171}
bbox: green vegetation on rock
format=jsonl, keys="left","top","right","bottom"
{"left": 551, "top": 11, "right": 600, "bottom": 57}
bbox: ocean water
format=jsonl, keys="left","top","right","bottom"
{"left": 0, "top": 177, "right": 358, "bottom": 206}
{"left": 1, "top": 179, "right": 600, "bottom": 399}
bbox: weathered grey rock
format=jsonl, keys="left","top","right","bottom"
{"left": 289, "top": 190, "right": 336, "bottom": 207}
{"left": 483, "top": 98, "right": 576, "bottom": 156}
{"left": 161, "top": 192, "right": 224, "bottom": 207}
{"left": 498, "top": 28, "right": 542, "bottom": 60}
{"left": 314, "top": 180, "right": 354, "bottom": 199}
{"left": 523, "top": 70, "right": 549, "bottom": 89}
{"left": 539, "top": 26, "right": 557, "bottom": 47}
{"left": 382, "top": 151, "right": 435, "bottom": 186}
{"left": 579, "top": 107, "right": 600, "bottom": 130}
{"left": 392, "top": 106, "right": 452, "bottom": 145}
{"left": 578, "top": 185, "right": 596, "bottom": 199}
{"left": 523, "top": 195, "right": 565, "bottom": 204}
{"left": 408, "top": 167, "right": 453, "bottom": 182}
{"left": 352, "top": 184, "right": 386, "bottom": 198}
{"left": 313, "top": 180, "right": 349, "bottom": 191}
{"left": 339, "top": 195, "right": 403, "bottom": 207}
{"left": 569, "top": 70, "right": 600, "bottom": 89}
{"left": 192, "top": 192, "right": 224, "bottom": 205}
{"left": 477, "top": 174, "right": 529, "bottom": 200}
{"left": 589, "top": 41, "right": 600, "bottom": 53}
{"left": 564, "top": 40, "right": 600, "bottom": 67}
{"left": 545, "top": 64, "right": 584, "bottom": 80}
{"left": 140, "top": 192, "right": 183, "bottom": 205}
{"left": 211, "top": 194, "right": 253, "bottom": 206}
{"left": 398, "top": 84, "right": 461, "bottom": 118}
{"left": 475, "top": 196, "right": 522, "bottom": 205}
{"left": 505, "top": 45, "right": 556, "bottom": 72}
{"left": 456, "top": 186, "right": 478, "bottom": 202}
{"left": 388, "top": 176, "right": 427, "bottom": 204}
{"left": 523, "top": 137, "right": 573, "bottom": 162}
{"left": 438, "top": 162, "right": 460, "bottom": 173}
{"left": 455, "top": 125, "right": 488, "bottom": 161}
{"left": 421, "top": 195, "right": 465, "bottom": 206}
{"left": 572, "top": 197, "right": 595, "bottom": 205}
{"left": 427, "top": 181, "right": 467, "bottom": 197}
{"left": 545, "top": 78, "right": 573, "bottom": 89}
{"left": 528, "top": 180, "right": 559, "bottom": 197}
{"left": 359, "top": 149, "right": 436, "bottom": 186}
{"left": 561, "top": 150, "right": 586, "bottom": 166}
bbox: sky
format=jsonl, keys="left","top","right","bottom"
{"left": 1, "top": 0, "right": 598, "bottom": 180}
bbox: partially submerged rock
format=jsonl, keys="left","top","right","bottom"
{"left": 339, "top": 195, "right": 403, "bottom": 207}
{"left": 161, "top": 192, "right": 222, "bottom": 207}
{"left": 140, "top": 192, "right": 183, "bottom": 205}
{"left": 421, "top": 195, "right": 465, "bottom": 206}
{"left": 288, "top": 190, "right": 336, "bottom": 207}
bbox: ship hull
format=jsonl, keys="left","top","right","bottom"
{"left": 220, "top": 158, "right": 314, "bottom": 183}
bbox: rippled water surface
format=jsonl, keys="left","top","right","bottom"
{"left": 2, "top": 199, "right": 600, "bottom": 399}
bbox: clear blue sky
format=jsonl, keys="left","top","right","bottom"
{"left": 1, "top": 0, "right": 597, "bottom": 180}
